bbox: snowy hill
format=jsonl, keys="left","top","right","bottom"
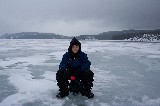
{"left": 78, "top": 29, "right": 160, "bottom": 41}
{"left": 0, "top": 39, "right": 160, "bottom": 106}
{"left": 125, "top": 34, "right": 160, "bottom": 42}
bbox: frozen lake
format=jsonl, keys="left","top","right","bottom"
{"left": 0, "top": 39, "right": 160, "bottom": 106}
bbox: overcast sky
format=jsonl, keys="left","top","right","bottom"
{"left": 0, "top": 0, "right": 160, "bottom": 36}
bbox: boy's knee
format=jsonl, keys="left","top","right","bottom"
{"left": 56, "top": 69, "right": 63, "bottom": 75}
{"left": 80, "top": 69, "right": 94, "bottom": 81}
{"left": 56, "top": 69, "right": 64, "bottom": 80}
{"left": 84, "top": 69, "right": 94, "bottom": 77}
{"left": 56, "top": 69, "right": 71, "bottom": 80}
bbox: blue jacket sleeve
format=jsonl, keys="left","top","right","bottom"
{"left": 80, "top": 53, "right": 91, "bottom": 71}
{"left": 59, "top": 52, "right": 69, "bottom": 70}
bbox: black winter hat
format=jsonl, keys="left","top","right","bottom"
{"left": 70, "top": 37, "right": 81, "bottom": 48}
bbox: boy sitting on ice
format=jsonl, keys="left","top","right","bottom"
{"left": 56, "top": 37, "right": 94, "bottom": 98}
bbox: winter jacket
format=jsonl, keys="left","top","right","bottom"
{"left": 59, "top": 51, "right": 91, "bottom": 71}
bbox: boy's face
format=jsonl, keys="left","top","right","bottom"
{"left": 72, "top": 45, "right": 79, "bottom": 53}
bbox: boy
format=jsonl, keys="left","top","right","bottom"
{"left": 56, "top": 37, "right": 94, "bottom": 98}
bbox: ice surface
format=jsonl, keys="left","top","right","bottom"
{"left": 0, "top": 39, "right": 160, "bottom": 106}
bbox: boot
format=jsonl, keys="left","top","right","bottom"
{"left": 83, "top": 89, "right": 94, "bottom": 99}
{"left": 56, "top": 88, "right": 69, "bottom": 98}
{"left": 82, "top": 82, "right": 94, "bottom": 99}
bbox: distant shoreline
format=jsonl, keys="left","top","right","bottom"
{"left": 1, "top": 39, "right": 160, "bottom": 43}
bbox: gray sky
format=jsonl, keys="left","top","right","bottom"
{"left": 0, "top": 0, "right": 160, "bottom": 36}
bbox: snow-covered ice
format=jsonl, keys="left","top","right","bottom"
{"left": 0, "top": 39, "right": 160, "bottom": 106}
